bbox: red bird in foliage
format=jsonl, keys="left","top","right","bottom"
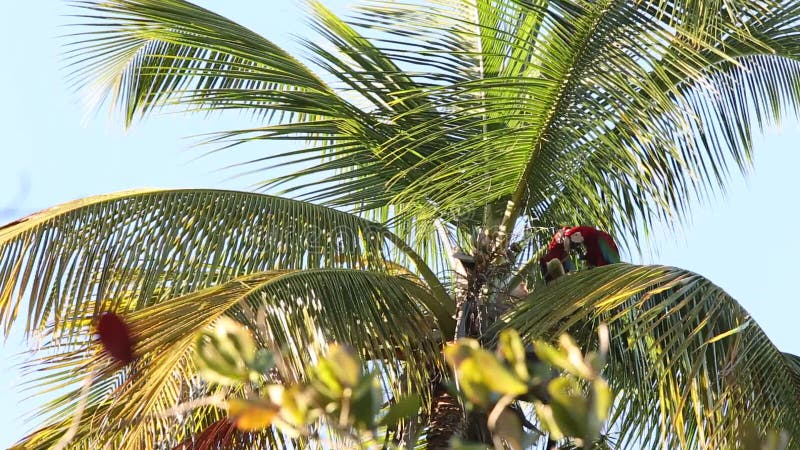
{"left": 563, "top": 226, "right": 620, "bottom": 268}
{"left": 172, "top": 418, "right": 237, "bottom": 450}
{"left": 539, "top": 227, "right": 574, "bottom": 282}
{"left": 96, "top": 312, "right": 135, "bottom": 365}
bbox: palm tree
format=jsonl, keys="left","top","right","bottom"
{"left": 2, "top": 0, "right": 800, "bottom": 448}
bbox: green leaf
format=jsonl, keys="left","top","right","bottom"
{"left": 547, "top": 376, "right": 590, "bottom": 439}
{"left": 16, "top": 269, "right": 443, "bottom": 449}
{"left": 312, "top": 344, "right": 364, "bottom": 397}
{"left": 380, "top": 394, "right": 421, "bottom": 427}
{"left": 455, "top": 356, "right": 493, "bottom": 407}
{"left": 194, "top": 330, "right": 250, "bottom": 386}
{"left": 250, "top": 349, "right": 275, "bottom": 374}
{"left": 505, "top": 263, "right": 800, "bottom": 448}
{"left": 269, "top": 384, "right": 317, "bottom": 433}
{"left": 491, "top": 407, "right": 524, "bottom": 450}
{"left": 328, "top": 344, "right": 363, "bottom": 389}
{"left": 476, "top": 351, "right": 529, "bottom": 398}
{"left": 350, "top": 373, "right": 382, "bottom": 429}
{"left": 591, "top": 379, "right": 613, "bottom": 423}
{"left": 445, "top": 339, "right": 528, "bottom": 406}
{"left": 497, "top": 329, "right": 529, "bottom": 380}
{"left": 534, "top": 402, "right": 564, "bottom": 441}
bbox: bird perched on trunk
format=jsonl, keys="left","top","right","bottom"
{"left": 539, "top": 227, "right": 574, "bottom": 282}
{"left": 563, "top": 226, "right": 620, "bottom": 268}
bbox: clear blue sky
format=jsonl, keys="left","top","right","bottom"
{"left": 1, "top": 2, "right": 798, "bottom": 447}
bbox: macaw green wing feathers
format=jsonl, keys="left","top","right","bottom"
{"left": 597, "top": 233, "right": 621, "bottom": 265}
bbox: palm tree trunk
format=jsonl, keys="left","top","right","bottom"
{"left": 425, "top": 202, "right": 528, "bottom": 449}
{"left": 426, "top": 383, "right": 466, "bottom": 449}
{"left": 425, "top": 227, "right": 502, "bottom": 449}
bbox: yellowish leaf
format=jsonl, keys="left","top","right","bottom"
{"left": 228, "top": 398, "right": 279, "bottom": 432}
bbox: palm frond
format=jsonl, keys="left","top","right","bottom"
{"left": 68, "top": 0, "right": 457, "bottom": 221}
{"left": 341, "top": 0, "right": 800, "bottom": 246}
{"left": 67, "top": 0, "right": 343, "bottom": 125}
{"left": 17, "top": 269, "right": 445, "bottom": 449}
{"left": 516, "top": 0, "right": 800, "bottom": 244}
{"left": 68, "top": 0, "right": 800, "bottom": 244}
{"left": 502, "top": 263, "right": 800, "bottom": 449}
{"left": 0, "top": 188, "right": 450, "bottom": 340}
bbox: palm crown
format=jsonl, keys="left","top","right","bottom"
{"left": 1, "top": 0, "right": 800, "bottom": 448}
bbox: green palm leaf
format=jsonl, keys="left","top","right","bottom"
{"left": 0, "top": 188, "right": 451, "bottom": 340}
{"left": 67, "top": 0, "right": 800, "bottom": 244}
{"left": 16, "top": 269, "right": 445, "bottom": 449}
{"left": 68, "top": 0, "right": 339, "bottom": 125}
{"left": 67, "top": 0, "right": 454, "bottom": 217}
{"left": 502, "top": 263, "right": 800, "bottom": 449}
{"left": 345, "top": 0, "right": 800, "bottom": 243}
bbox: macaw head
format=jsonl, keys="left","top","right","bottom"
{"left": 563, "top": 226, "right": 594, "bottom": 252}
{"left": 540, "top": 227, "right": 574, "bottom": 278}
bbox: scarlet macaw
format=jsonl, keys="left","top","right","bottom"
{"left": 539, "top": 227, "right": 575, "bottom": 282}
{"left": 96, "top": 312, "right": 135, "bottom": 365}
{"left": 563, "top": 226, "right": 620, "bottom": 267}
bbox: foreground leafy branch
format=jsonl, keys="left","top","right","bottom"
{"left": 193, "top": 321, "right": 617, "bottom": 449}
{"left": 445, "top": 328, "right": 613, "bottom": 450}
{"left": 87, "top": 311, "right": 615, "bottom": 449}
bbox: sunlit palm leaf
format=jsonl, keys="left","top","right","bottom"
{"left": 347, "top": 0, "right": 800, "bottom": 246}
{"left": 502, "top": 264, "right": 800, "bottom": 449}
{"left": 0, "top": 188, "right": 450, "bottom": 340}
{"left": 68, "top": 0, "right": 800, "bottom": 247}
{"left": 68, "top": 0, "right": 463, "bottom": 221}
{"left": 551, "top": 3, "right": 800, "bottom": 241}
{"left": 16, "top": 269, "right": 445, "bottom": 449}
{"left": 68, "top": 0, "right": 340, "bottom": 125}
{"left": 68, "top": 0, "right": 473, "bottom": 285}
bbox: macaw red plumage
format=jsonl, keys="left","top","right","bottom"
{"left": 539, "top": 227, "right": 574, "bottom": 281}
{"left": 563, "top": 226, "right": 620, "bottom": 267}
{"left": 96, "top": 312, "right": 135, "bottom": 365}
